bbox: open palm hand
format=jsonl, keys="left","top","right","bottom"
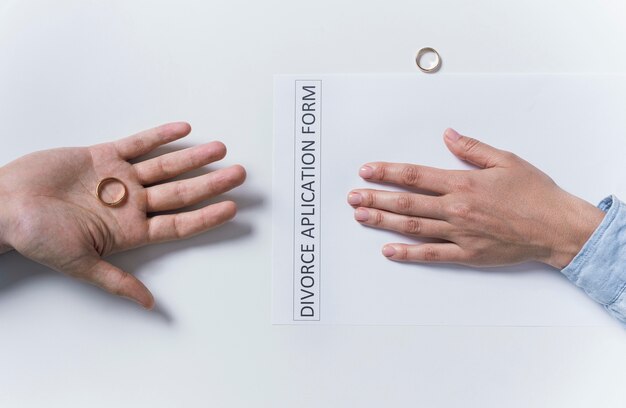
{"left": 0, "top": 122, "right": 246, "bottom": 308}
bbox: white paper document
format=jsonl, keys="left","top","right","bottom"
{"left": 272, "top": 74, "right": 626, "bottom": 326}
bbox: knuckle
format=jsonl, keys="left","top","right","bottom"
{"left": 155, "top": 158, "right": 172, "bottom": 179}
{"left": 396, "top": 245, "right": 409, "bottom": 260}
{"left": 422, "top": 246, "right": 439, "bottom": 262}
{"left": 396, "top": 194, "right": 414, "bottom": 211}
{"left": 402, "top": 217, "right": 422, "bottom": 235}
{"left": 174, "top": 181, "right": 188, "bottom": 199}
{"left": 201, "top": 211, "right": 212, "bottom": 229}
{"left": 432, "top": 199, "right": 445, "bottom": 216}
{"left": 145, "top": 190, "right": 155, "bottom": 210}
{"left": 374, "top": 163, "right": 388, "bottom": 180}
{"left": 210, "top": 172, "right": 227, "bottom": 190}
{"left": 448, "top": 202, "right": 472, "bottom": 220}
{"left": 463, "top": 137, "right": 481, "bottom": 155}
{"left": 371, "top": 210, "right": 384, "bottom": 226}
{"left": 400, "top": 166, "right": 421, "bottom": 186}
{"left": 172, "top": 215, "right": 184, "bottom": 239}
{"left": 364, "top": 191, "right": 377, "bottom": 207}
{"left": 133, "top": 137, "right": 147, "bottom": 154}
{"left": 207, "top": 174, "right": 224, "bottom": 193}
{"left": 187, "top": 149, "right": 202, "bottom": 167}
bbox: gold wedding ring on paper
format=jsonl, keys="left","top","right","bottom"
{"left": 96, "top": 177, "right": 128, "bottom": 207}
{"left": 415, "top": 47, "right": 442, "bottom": 73}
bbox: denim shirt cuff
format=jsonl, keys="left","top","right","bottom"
{"left": 561, "top": 195, "right": 626, "bottom": 324}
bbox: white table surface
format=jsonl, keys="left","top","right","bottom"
{"left": 1, "top": 1, "right": 625, "bottom": 407}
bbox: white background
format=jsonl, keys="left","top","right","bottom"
{"left": 0, "top": 1, "right": 625, "bottom": 407}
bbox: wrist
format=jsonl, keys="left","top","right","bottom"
{"left": 542, "top": 192, "right": 605, "bottom": 269}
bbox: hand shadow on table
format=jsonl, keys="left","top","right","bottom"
{"left": 0, "top": 189, "right": 263, "bottom": 324}
{"left": 420, "top": 261, "right": 549, "bottom": 274}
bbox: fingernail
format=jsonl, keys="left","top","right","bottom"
{"left": 445, "top": 128, "right": 461, "bottom": 141}
{"left": 382, "top": 245, "right": 396, "bottom": 257}
{"left": 354, "top": 208, "right": 369, "bottom": 222}
{"left": 359, "top": 165, "right": 374, "bottom": 179}
{"left": 348, "top": 192, "right": 362, "bottom": 205}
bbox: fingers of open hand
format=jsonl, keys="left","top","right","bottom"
{"left": 353, "top": 207, "right": 451, "bottom": 239}
{"left": 114, "top": 122, "right": 192, "bottom": 160}
{"left": 88, "top": 260, "right": 155, "bottom": 309}
{"left": 348, "top": 189, "right": 444, "bottom": 219}
{"left": 134, "top": 141, "right": 227, "bottom": 185}
{"left": 147, "top": 200, "right": 237, "bottom": 244}
{"left": 381, "top": 243, "right": 467, "bottom": 264}
{"left": 443, "top": 128, "right": 516, "bottom": 169}
{"left": 145, "top": 165, "right": 246, "bottom": 212}
{"left": 358, "top": 162, "right": 455, "bottom": 194}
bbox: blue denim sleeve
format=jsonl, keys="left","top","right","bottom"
{"left": 561, "top": 195, "right": 626, "bottom": 324}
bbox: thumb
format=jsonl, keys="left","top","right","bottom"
{"left": 87, "top": 260, "right": 155, "bottom": 309}
{"left": 443, "top": 128, "right": 511, "bottom": 169}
